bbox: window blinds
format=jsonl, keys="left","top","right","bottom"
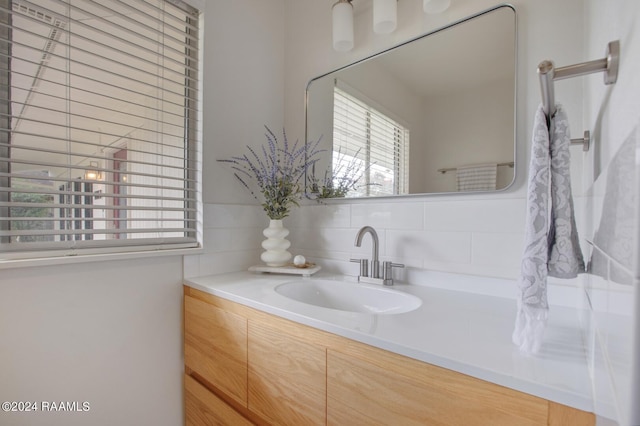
{"left": 333, "top": 86, "right": 409, "bottom": 197}
{"left": 0, "top": 0, "right": 201, "bottom": 258}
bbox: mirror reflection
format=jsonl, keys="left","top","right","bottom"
{"left": 306, "top": 5, "right": 516, "bottom": 198}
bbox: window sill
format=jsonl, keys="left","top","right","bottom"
{"left": 0, "top": 246, "right": 204, "bottom": 270}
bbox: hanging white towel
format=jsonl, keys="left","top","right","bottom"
{"left": 456, "top": 163, "right": 498, "bottom": 191}
{"left": 512, "top": 105, "right": 585, "bottom": 355}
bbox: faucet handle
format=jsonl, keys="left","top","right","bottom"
{"left": 382, "top": 261, "right": 405, "bottom": 285}
{"left": 350, "top": 258, "right": 369, "bottom": 277}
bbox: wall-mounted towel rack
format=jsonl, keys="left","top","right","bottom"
{"left": 538, "top": 40, "right": 620, "bottom": 151}
{"left": 437, "top": 162, "right": 514, "bottom": 174}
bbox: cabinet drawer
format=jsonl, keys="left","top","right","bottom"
{"left": 184, "top": 295, "right": 248, "bottom": 406}
{"left": 185, "top": 374, "right": 254, "bottom": 426}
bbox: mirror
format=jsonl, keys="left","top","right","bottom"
{"left": 306, "top": 5, "right": 516, "bottom": 198}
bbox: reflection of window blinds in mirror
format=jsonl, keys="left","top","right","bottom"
{"left": 333, "top": 83, "right": 409, "bottom": 196}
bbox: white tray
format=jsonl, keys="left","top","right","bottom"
{"left": 248, "top": 263, "right": 321, "bottom": 277}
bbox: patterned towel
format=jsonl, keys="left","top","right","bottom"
{"left": 456, "top": 163, "right": 498, "bottom": 191}
{"left": 548, "top": 110, "right": 585, "bottom": 278}
{"left": 512, "top": 105, "right": 585, "bottom": 355}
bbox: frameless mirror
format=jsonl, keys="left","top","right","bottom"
{"left": 306, "top": 5, "right": 516, "bottom": 198}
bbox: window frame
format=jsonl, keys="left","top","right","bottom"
{"left": 332, "top": 82, "right": 410, "bottom": 197}
{"left": 0, "top": 0, "right": 204, "bottom": 267}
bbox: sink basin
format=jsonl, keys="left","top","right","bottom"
{"left": 274, "top": 279, "right": 422, "bottom": 314}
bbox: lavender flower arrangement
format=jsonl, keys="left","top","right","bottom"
{"left": 309, "top": 148, "right": 375, "bottom": 199}
{"left": 219, "top": 126, "right": 322, "bottom": 220}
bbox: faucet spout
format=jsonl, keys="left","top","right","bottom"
{"left": 355, "top": 226, "right": 380, "bottom": 278}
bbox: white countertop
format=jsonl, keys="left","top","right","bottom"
{"left": 185, "top": 271, "right": 593, "bottom": 412}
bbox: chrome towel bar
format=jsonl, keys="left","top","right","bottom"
{"left": 537, "top": 40, "right": 620, "bottom": 152}
{"left": 437, "top": 162, "right": 514, "bottom": 174}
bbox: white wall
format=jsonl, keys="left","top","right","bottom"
{"left": 202, "top": 0, "right": 285, "bottom": 205}
{"left": 185, "top": 0, "right": 286, "bottom": 278}
{"left": 421, "top": 80, "right": 515, "bottom": 193}
{"left": 580, "top": 1, "right": 640, "bottom": 424}
{"left": 0, "top": 256, "right": 184, "bottom": 426}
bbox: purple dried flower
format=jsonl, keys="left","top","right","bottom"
{"left": 218, "top": 126, "right": 323, "bottom": 220}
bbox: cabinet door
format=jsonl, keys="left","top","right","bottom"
{"left": 327, "top": 349, "right": 549, "bottom": 426}
{"left": 185, "top": 374, "right": 254, "bottom": 426}
{"left": 548, "top": 402, "right": 595, "bottom": 426}
{"left": 184, "top": 295, "right": 248, "bottom": 406}
{"left": 248, "top": 321, "right": 326, "bottom": 425}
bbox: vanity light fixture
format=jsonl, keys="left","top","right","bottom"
{"left": 333, "top": 0, "right": 451, "bottom": 52}
{"left": 423, "top": 0, "right": 451, "bottom": 14}
{"left": 332, "top": 0, "right": 354, "bottom": 52}
{"left": 373, "top": 0, "right": 397, "bottom": 34}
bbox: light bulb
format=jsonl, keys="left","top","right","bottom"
{"left": 332, "top": 0, "right": 354, "bottom": 52}
{"left": 423, "top": 0, "right": 451, "bottom": 14}
{"left": 373, "top": 0, "right": 397, "bottom": 35}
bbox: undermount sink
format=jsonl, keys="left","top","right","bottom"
{"left": 274, "top": 279, "right": 422, "bottom": 315}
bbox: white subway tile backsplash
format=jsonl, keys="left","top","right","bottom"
{"left": 586, "top": 272, "right": 609, "bottom": 312}
{"left": 183, "top": 254, "right": 200, "bottom": 279}
{"left": 608, "top": 281, "right": 635, "bottom": 317}
{"left": 590, "top": 332, "right": 619, "bottom": 423}
{"left": 545, "top": 277, "right": 584, "bottom": 308}
{"left": 197, "top": 250, "right": 260, "bottom": 276}
{"left": 194, "top": 204, "right": 265, "bottom": 276}
{"left": 203, "top": 228, "right": 233, "bottom": 252}
{"left": 288, "top": 203, "right": 352, "bottom": 229}
{"left": 386, "top": 230, "right": 471, "bottom": 264}
{"left": 471, "top": 232, "right": 524, "bottom": 268}
{"left": 404, "top": 268, "right": 516, "bottom": 298}
{"left": 231, "top": 227, "right": 264, "bottom": 251}
{"left": 423, "top": 199, "right": 526, "bottom": 233}
{"left": 271, "top": 199, "right": 530, "bottom": 282}
{"left": 420, "top": 261, "right": 517, "bottom": 281}
{"left": 351, "top": 201, "right": 424, "bottom": 230}
{"left": 204, "top": 203, "right": 263, "bottom": 229}
{"left": 290, "top": 226, "right": 359, "bottom": 254}
{"left": 307, "top": 249, "right": 352, "bottom": 262}
{"left": 314, "top": 258, "right": 357, "bottom": 276}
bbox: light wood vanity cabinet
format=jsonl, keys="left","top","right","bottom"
{"left": 185, "top": 374, "right": 253, "bottom": 426}
{"left": 184, "top": 286, "right": 595, "bottom": 426}
{"left": 328, "top": 347, "right": 547, "bottom": 425}
{"left": 184, "top": 294, "right": 248, "bottom": 407}
{"left": 248, "top": 321, "right": 326, "bottom": 425}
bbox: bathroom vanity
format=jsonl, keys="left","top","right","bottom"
{"left": 183, "top": 272, "right": 594, "bottom": 425}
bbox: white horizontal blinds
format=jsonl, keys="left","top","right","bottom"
{"left": 0, "top": 0, "right": 200, "bottom": 254}
{"left": 0, "top": 2, "right": 9, "bottom": 241}
{"left": 333, "top": 86, "right": 409, "bottom": 197}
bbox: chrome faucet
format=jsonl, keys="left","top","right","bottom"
{"left": 354, "top": 226, "right": 380, "bottom": 278}
{"left": 351, "top": 226, "right": 404, "bottom": 286}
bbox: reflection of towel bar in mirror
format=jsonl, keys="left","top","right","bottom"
{"left": 437, "top": 162, "right": 514, "bottom": 174}
{"left": 538, "top": 40, "right": 620, "bottom": 152}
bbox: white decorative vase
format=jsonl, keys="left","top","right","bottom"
{"left": 260, "top": 219, "right": 292, "bottom": 267}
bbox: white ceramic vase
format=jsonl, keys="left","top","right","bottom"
{"left": 260, "top": 219, "right": 292, "bottom": 267}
